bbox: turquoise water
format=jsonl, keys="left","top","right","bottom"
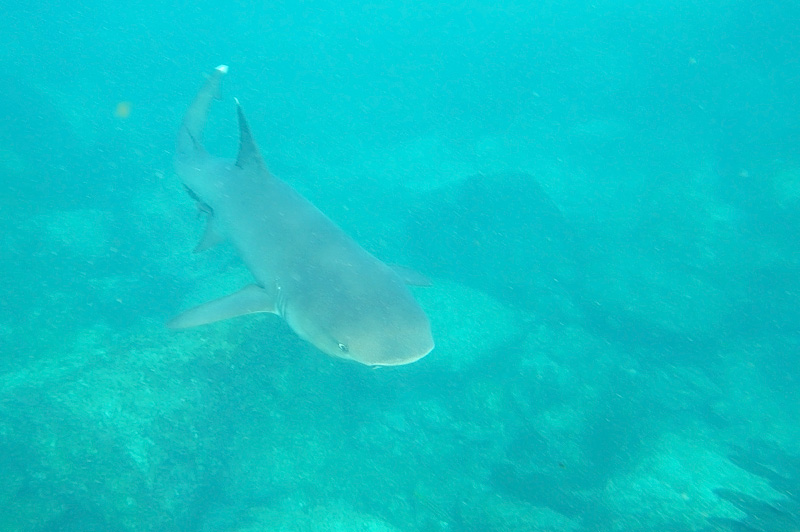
{"left": 2, "top": 1, "right": 799, "bottom": 530}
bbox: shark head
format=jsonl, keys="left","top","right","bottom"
{"left": 283, "top": 275, "right": 434, "bottom": 367}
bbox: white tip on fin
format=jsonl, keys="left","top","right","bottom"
{"left": 215, "top": 64, "right": 229, "bottom": 74}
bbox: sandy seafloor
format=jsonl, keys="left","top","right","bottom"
{"left": 1, "top": 1, "right": 800, "bottom": 531}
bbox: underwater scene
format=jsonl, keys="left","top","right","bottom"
{"left": 1, "top": 1, "right": 799, "bottom": 531}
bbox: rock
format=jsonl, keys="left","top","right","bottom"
{"left": 601, "top": 431, "right": 780, "bottom": 531}
{"left": 236, "top": 501, "right": 403, "bottom": 532}
{"left": 413, "top": 279, "right": 526, "bottom": 372}
{"left": 463, "top": 495, "right": 581, "bottom": 532}
{"left": 0, "top": 326, "right": 240, "bottom": 531}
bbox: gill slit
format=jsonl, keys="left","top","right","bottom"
{"left": 275, "top": 282, "right": 287, "bottom": 318}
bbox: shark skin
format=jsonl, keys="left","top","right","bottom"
{"left": 168, "top": 65, "right": 434, "bottom": 367}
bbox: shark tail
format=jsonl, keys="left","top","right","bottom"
{"left": 177, "top": 65, "right": 229, "bottom": 158}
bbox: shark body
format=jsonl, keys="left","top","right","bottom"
{"left": 168, "top": 66, "right": 434, "bottom": 366}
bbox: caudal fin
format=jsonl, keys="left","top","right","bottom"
{"left": 176, "top": 65, "right": 229, "bottom": 160}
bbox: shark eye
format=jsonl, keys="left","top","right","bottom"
{"left": 338, "top": 343, "right": 349, "bottom": 353}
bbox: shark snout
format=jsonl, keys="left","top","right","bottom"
{"left": 371, "top": 346, "right": 433, "bottom": 367}
{"left": 362, "top": 328, "right": 435, "bottom": 367}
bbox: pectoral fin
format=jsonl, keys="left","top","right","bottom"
{"left": 194, "top": 216, "right": 224, "bottom": 253}
{"left": 167, "top": 284, "right": 276, "bottom": 329}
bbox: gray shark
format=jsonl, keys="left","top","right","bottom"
{"left": 168, "top": 65, "right": 434, "bottom": 366}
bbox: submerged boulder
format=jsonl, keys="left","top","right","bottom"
{"left": 0, "top": 326, "right": 240, "bottom": 532}
{"left": 407, "top": 171, "right": 583, "bottom": 322}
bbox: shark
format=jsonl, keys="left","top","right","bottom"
{"left": 168, "top": 65, "right": 434, "bottom": 366}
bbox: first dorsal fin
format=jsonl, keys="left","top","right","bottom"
{"left": 235, "top": 98, "right": 264, "bottom": 170}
